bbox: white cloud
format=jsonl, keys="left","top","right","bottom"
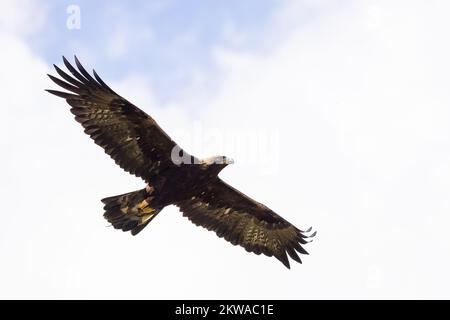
{"left": 0, "top": 0, "right": 47, "bottom": 35}
{"left": 1, "top": 0, "right": 450, "bottom": 299}
{"left": 222, "top": 21, "right": 249, "bottom": 48}
{"left": 98, "top": 3, "right": 154, "bottom": 60}
{"left": 107, "top": 25, "right": 153, "bottom": 60}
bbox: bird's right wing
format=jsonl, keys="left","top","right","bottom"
{"left": 47, "top": 56, "right": 194, "bottom": 182}
{"left": 176, "top": 178, "right": 315, "bottom": 268}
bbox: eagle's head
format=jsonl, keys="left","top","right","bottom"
{"left": 200, "top": 156, "right": 234, "bottom": 175}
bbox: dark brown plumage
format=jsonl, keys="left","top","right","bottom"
{"left": 47, "top": 56, "right": 315, "bottom": 268}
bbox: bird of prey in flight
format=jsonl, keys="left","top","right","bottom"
{"left": 47, "top": 56, "right": 315, "bottom": 268}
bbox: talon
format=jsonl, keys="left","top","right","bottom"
{"left": 142, "top": 207, "right": 156, "bottom": 214}
{"left": 137, "top": 199, "right": 149, "bottom": 210}
{"left": 140, "top": 213, "right": 155, "bottom": 224}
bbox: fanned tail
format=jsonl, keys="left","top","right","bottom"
{"left": 101, "top": 188, "right": 161, "bottom": 236}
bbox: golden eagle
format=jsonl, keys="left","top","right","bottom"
{"left": 47, "top": 56, "right": 315, "bottom": 268}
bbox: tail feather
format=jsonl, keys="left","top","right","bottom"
{"left": 101, "top": 188, "right": 161, "bottom": 236}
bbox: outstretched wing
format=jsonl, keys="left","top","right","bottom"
{"left": 176, "top": 179, "right": 315, "bottom": 268}
{"left": 47, "top": 56, "right": 192, "bottom": 182}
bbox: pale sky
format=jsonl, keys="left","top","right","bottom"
{"left": 1, "top": 0, "right": 450, "bottom": 299}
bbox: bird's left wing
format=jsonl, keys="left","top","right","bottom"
{"left": 176, "top": 178, "right": 315, "bottom": 268}
{"left": 47, "top": 56, "right": 193, "bottom": 182}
